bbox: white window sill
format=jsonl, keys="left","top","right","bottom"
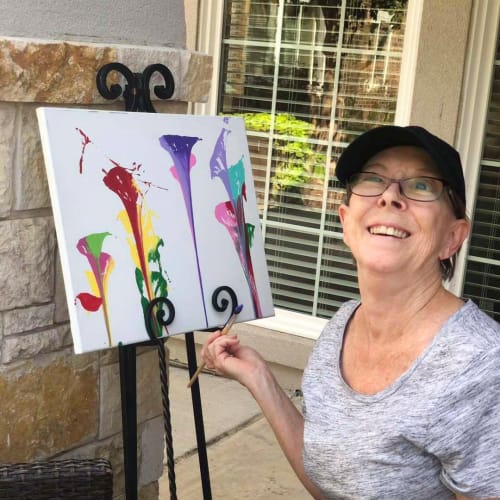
{"left": 247, "top": 308, "right": 328, "bottom": 340}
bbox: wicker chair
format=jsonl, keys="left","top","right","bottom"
{"left": 0, "top": 458, "right": 113, "bottom": 500}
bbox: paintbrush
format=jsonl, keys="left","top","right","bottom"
{"left": 187, "top": 304, "right": 244, "bottom": 388}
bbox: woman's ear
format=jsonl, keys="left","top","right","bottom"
{"left": 338, "top": 203, "right": 348, "bottom": 226}
{"left": 439, "top": 218, "right": 470, "bottom": 261}
{"left": 338, "top": 203, "right": 350, "bottom": 246}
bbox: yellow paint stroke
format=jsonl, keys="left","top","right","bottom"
{"left": 117, "top": 203, "right": 161, "bottom": 296}
{"left": 84, "top": 270, "right": 100, "bottom": 297}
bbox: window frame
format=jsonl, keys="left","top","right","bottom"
{"left": 451, "top": 0, "right": 500, "bottom": 297}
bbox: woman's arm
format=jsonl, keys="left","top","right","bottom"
{"left": 201, "top": 331, "right": 325, "bottom": 499}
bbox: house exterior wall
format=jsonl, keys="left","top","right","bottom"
{"left": 0, "top": 2, "right": 212, "bottom": 498}
{"left": 185, "top": 0, "right": 200, "bottom": 50}
{"left": 0, "top": 0, "right": 186, "bottom": 47}
{"left": 409, "top": 0, "right": 473, "bottom": 143}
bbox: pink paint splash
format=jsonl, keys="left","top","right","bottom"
{"left": 75, "top": 232, "right": 114, "bottom": 346}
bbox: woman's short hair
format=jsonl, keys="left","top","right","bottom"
{"left": 440, "top": 187, "right": 468, "bottom": 281}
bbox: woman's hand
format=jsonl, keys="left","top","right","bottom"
{"left": 201, "top": 330, "right": 266, "bottom": 388}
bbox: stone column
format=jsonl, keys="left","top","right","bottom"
{"left": 0, "top": 36, "right": 211, "bottom": 500}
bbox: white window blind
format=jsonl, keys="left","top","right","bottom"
{"left": 219, "top": 0, "right": 408, "bottom": 318}
{"left": 463, "top": 34, "right": 500, "bottom": 322}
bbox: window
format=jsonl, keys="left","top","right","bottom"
{"left": 462, "top": 32, "right": 500, "bottom": 322}
{"left": 218, "top": 0, "right": 408, "bottom": 319}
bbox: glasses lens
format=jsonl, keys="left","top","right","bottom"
{"left": 349, "top": 173, "right": 387, "bottom": 196}
{"left": 402, "top": 177, "right": 444, "bottom": 201}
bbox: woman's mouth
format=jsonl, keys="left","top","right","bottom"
{"left": 368, "top": 225, "right": 410, "bottom": 239}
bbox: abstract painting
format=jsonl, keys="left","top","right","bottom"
{"left": 37, "top": 108, "right": 274, "bottom": 353}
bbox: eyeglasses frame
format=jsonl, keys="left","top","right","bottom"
{"left": 346, "top": 171, "right": 448, "bottom": 202}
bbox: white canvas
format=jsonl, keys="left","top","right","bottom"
{"left": 37, "top": 107, "right": 274, "bottom": 353}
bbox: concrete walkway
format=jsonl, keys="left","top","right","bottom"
{"left": 158, "top": 366, "right": 311, "bottom": 499}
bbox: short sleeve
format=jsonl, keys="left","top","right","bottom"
{"left": 426, "top": 347, "right": 500, "bottom": 498}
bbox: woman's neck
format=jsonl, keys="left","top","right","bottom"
{"left": 355, "top": 269, "right": 462, "bottom": 343}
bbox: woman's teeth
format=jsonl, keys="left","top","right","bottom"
{"left": 369, "top": 225, "right": 409, "bottom": 239}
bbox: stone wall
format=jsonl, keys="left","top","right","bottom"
{"left": 0, "top": 36, "right": 211, "bottom": 500}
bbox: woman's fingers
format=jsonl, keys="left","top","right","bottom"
{"left": 212, "top": 335, "right": 240, "bottom": 357}
{"left": 210, "top": 335, "right": 240, "bottom": 359}
{"left": 200, "top": 330, "right": 221, "bottom": 363}
{"left": 204, "top": 330, "right": 222, "bottom": 347}
{"left": 202, "top": 333, "right": 240, "bottom": 370}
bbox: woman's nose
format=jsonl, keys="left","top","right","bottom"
{"left": 377, "top": 181, "right": 406, "bottom": 209}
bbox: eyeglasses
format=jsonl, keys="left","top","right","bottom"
{"left": 347, "top": 171, "right": 446, "bottom": 202}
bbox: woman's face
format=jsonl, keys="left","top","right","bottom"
{"left": 338, "top": 146, "right": 470, "bottom": 280}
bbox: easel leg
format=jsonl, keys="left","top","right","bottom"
{"left": 157, "top": 338, "right": 177, "bottom": 500}
{"left": 185, "top": 332, "right": 212, "bottom": 500}
{"left": 119, "top": 344, "right": 138, "bottom": 500}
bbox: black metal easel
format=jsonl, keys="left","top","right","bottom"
{"left": 96, "top": 64, "right": 239, "bottom": 500}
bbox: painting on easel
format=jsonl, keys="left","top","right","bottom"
{"left": 37, "top": 108, "right": 274, "bottom": 353}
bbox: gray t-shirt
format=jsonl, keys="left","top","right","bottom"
{"left": 302, "top": 300, "right": 500, "bottom": 499}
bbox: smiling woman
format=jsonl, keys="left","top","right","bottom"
{"left": 200, "top": 125, "right": 500, "bottom": 500}
{"left": 338, "top": 127, "right": 469, "bottom": 281}
{"left": 339, "top": 144, "right": 469, "bottom": 283}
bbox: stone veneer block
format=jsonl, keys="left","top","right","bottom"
{"left": 136, "top": 349, "right": 163, "bottom": 422}
{"left": 138, "top": 416, "right": 164, "bottom": 487}
{"left": 99, "top": 349, "right": 162, "bottom": 439}
{"left": 153, "top": 100, "right": 189, "bottom": 115}
{"left": 182, "top": 50, "right": 214, "bottom": 103}
{"left": 0, "top": 37, "right": 212, "bottom": 105}
{"left": 0, "top": 354, "right": 98, "bottom": 462}
{"left": 99, "top": 343, "right": 120, "bottom": 366}
{"left": 97, "top": 360, "right": 123, "bottom": 440}
{"left": 139, "top": 481, "right": 160, "bottom": 500}
{"left": 0, "top": 217, "right": 55, "bottom": 310}
{"left": 0, "top": 103, "right": 16, "bottom": 218}
{"left": 117, "top": 45, "right": 212, "bottom": 103}
{"left": 14, "top": 103, "right": 50, "bottom": 210}
{"left": 2, "top": 324, "right": 72, "bottom": 363}
{"left": 3, "top": 303, "right": 55, "bottom": 335}
{"left": 0, "top": 38, "right": 117, "bottom": 104}
{"left": 54, "top": 251, "right": 69, "bottom": 323}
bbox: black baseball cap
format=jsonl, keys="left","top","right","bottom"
{"left": 335, "top": 125, "right": 466, "bottom": 205}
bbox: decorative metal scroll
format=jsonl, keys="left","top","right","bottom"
{"left": 145, "top": 297, "right": 176, "bottom": 337}
{"left": 96, "top": 62, "right": 175, "bottom": 112}
{"left": 212, "top": 286, "right": 239, "bottom": 321}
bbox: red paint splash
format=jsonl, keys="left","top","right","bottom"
{"left": 75, "top": 292, "right": 103, "bottom": 312}
{"left": 102, "top": 164, "right": 153, "bottom": 302}
{"left": 76, "top": 128, "right": 92, "bottom": 174}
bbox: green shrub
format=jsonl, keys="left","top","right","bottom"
{"left": 228, "top": 112, "right": 325, "bottom": 202}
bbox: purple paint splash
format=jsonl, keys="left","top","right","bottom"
{"left": 159, "top": 134, "right": 209, "bottom": 326}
